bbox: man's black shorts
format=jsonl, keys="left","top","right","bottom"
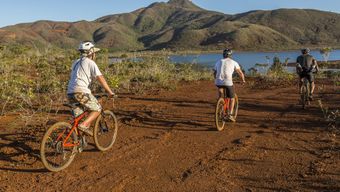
{"left": 217, "top": 85, "right": 235, "bottom": 98}
{"left": 299, "top": 71, "right": 314, "bottom": 83}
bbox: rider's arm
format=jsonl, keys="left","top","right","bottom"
{"left": 96, "top": 75, "right": 114, "bottom": 96}
{"left": 236, "top": 68, "right": 245, "bottom": 83}
{"left": 296, "top": 63, "right": 302, "bottom": 74}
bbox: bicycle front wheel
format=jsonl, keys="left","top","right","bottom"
{"left": 40, "top": 122, "right": 78, "bottom": 172}
{"left": 94, "top": 110, "right": 118, "bottom": 151}
{"left": 215, "top": 98, "right": 226, "bottom": 131}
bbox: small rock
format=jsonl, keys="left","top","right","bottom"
{"left": 232, "top": 139, "right": 243, "bottom": 145}
{"left": 299, "top": 173, "right": 308, "bottom": 178}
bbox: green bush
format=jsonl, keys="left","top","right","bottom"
{"left": 0, "top": 45, "right": 213, "bottom": 114}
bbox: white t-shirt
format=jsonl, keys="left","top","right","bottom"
{"left": 214, "top": 58, "right": 240, "bottom": 86}
{"left": 67, "top": 57, "right": 102, "bottom": 94}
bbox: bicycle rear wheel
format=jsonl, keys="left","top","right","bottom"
{"left": 40, "top": 122, "right": 77, "bottom": 172}
{"left": 215, "top": 98, "right": 226, "bottom": 131}
{"left": 94, "top": 110, "right": 118, "bottom": 151}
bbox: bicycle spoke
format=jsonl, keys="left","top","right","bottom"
{"left": 94, "top": 110, "right": 118, "bottom": 151}
{"left": 41, "top": 122, "right": 77, "bottom": 172}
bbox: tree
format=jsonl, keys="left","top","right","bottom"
{"left": 320, "top": 47, "right": 333, "bottom": 63}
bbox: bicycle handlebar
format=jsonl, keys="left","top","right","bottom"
{"left": 233, "top": 81, "right": 246, "bottom": 84}
{"left": 94, "top": 93, "right": 118, "bottom": 99}
{"left": 94, "top": 93, "right": 117, "bottom": 110}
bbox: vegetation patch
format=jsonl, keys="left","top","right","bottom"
{"left": 0, "top": 45, "right": 212, "bottom": 117}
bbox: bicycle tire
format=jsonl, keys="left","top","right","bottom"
{"left": 215, "top": 98, "right": 226, "bottom": 131}
{"left": 94, "top": 110, "right": 118, "bottom": 151}
{"left": 40, "top": 122, "right": 77, "bottom": 172}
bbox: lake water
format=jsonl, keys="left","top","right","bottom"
{"left": 169, "top": 49, "right": 340, "bottom": 73}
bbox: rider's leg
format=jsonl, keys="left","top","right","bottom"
{"left": 311, "top": 81, "right": 315, "bottom": 94}
{"left": 80, "top": 111, "right": 100, "bottom": 127}
{"left": 309, "top": 72, "right": 315, "bottom": 95}
{"left": 77, "top": 93, "right": 102, "bottom": 129}
{"left": 308, "top": 73, "right": 314, "bottom": 99}
{"left": 218, "top": 88, "right": 224, "bottom": 98}
{"left": 226, "top": 86, "right": 236, "bottom": 121}
{"left": 230, "top": 98, "right": 235, "bottom": 115}
{"left": 227, "top": 86, "right": 235, "bottom": 115}
{"left": 299, "top": 77, "right": 303, "bottom": 94}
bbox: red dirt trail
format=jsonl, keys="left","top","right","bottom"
{"left": 0, "top": 80, "right": 339, "bottom": 192}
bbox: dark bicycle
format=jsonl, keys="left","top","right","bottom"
{"left": 299, "top": 70, "right": 317, "bottom": 109}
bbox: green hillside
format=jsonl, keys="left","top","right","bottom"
{"left": 232, "top": 9, "right": 340, "bottom": 45}
{"left": 0, "top": 0, "right": 339, "bottom": 51}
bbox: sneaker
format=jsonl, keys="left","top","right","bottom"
{"left": 78, "top": 124, "right": 93, "bottom": 136}
{"left": 228, "top": 115, "right": 236, "bottom": 122}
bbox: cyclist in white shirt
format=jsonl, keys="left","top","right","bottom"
{"left": 214, "top": 48, "right": 245, "bottom": 122}
{"left": 67, "top": 41, "right": 114, "bottom": 135}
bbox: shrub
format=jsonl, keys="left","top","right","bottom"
{"left": 319, "top": 47, "right": 333, "bottom": 62}
{"left": 318, "top": 100, "right": 339, "bottom": 132}
{"left": 0, "top": 45, "right": 213, "bottom": 114}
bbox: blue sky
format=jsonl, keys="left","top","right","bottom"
{"left": 0, "top": 0, "right": 339, "bottom": 27}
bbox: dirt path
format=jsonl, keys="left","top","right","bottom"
{"left": 0, "top": 80, "right": 339, "bottom": 192}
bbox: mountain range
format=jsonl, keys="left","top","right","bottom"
{"left": 1, "top": 0, "right": 340, "bottom": 51}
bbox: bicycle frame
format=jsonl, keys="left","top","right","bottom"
{"left": 223, "top": 98, "right": 230, "bottom": 112}
{"left": 56, "top": 95, "right": 112, "bottom": 148}
{"left": 222, "top": 87, "right": 232, "bottom": 113}
{"left": 54, "top": 111, "right": 89, "bottom": 148}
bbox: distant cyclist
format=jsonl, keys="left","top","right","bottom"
{"left": 67, "top": 41, "right": 114, "bottom": 135}
{"left": 213, "top": 48, "right": 245, "bottom": 122}
{"left": 296, "top": 48, "right": 319, "bottom": 100}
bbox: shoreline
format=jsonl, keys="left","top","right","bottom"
{"left": 110, "top": 47, "right": 340, "bottom": 56}
{"left": 286, "top": 60, "right": 340, "bottom": 69}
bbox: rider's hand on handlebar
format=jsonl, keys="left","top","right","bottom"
{"left": 108, "top": 93, "right": 115, "bottom": 98}
{"left": 107, "top": 88, "right": 116, "bottom": 98}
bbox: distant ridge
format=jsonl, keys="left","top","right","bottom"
{"left": 1, "top": 0, "right": 340, "bottom": 51}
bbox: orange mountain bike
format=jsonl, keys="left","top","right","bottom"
{"left": 215, "top": 87, "right": 239, "bottom": 131}
{"left": 40, "top": 94, "right": 118, "bottom": 172}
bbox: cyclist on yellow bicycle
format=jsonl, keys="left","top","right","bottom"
{"left": 213, "top": 48, "right": 245, "bottom": 122}
{"left": 296, "top": 48, "right": 319, "bottom": 100}
{"left": 67, "top": 41, "right": 114, "bottom": 135}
